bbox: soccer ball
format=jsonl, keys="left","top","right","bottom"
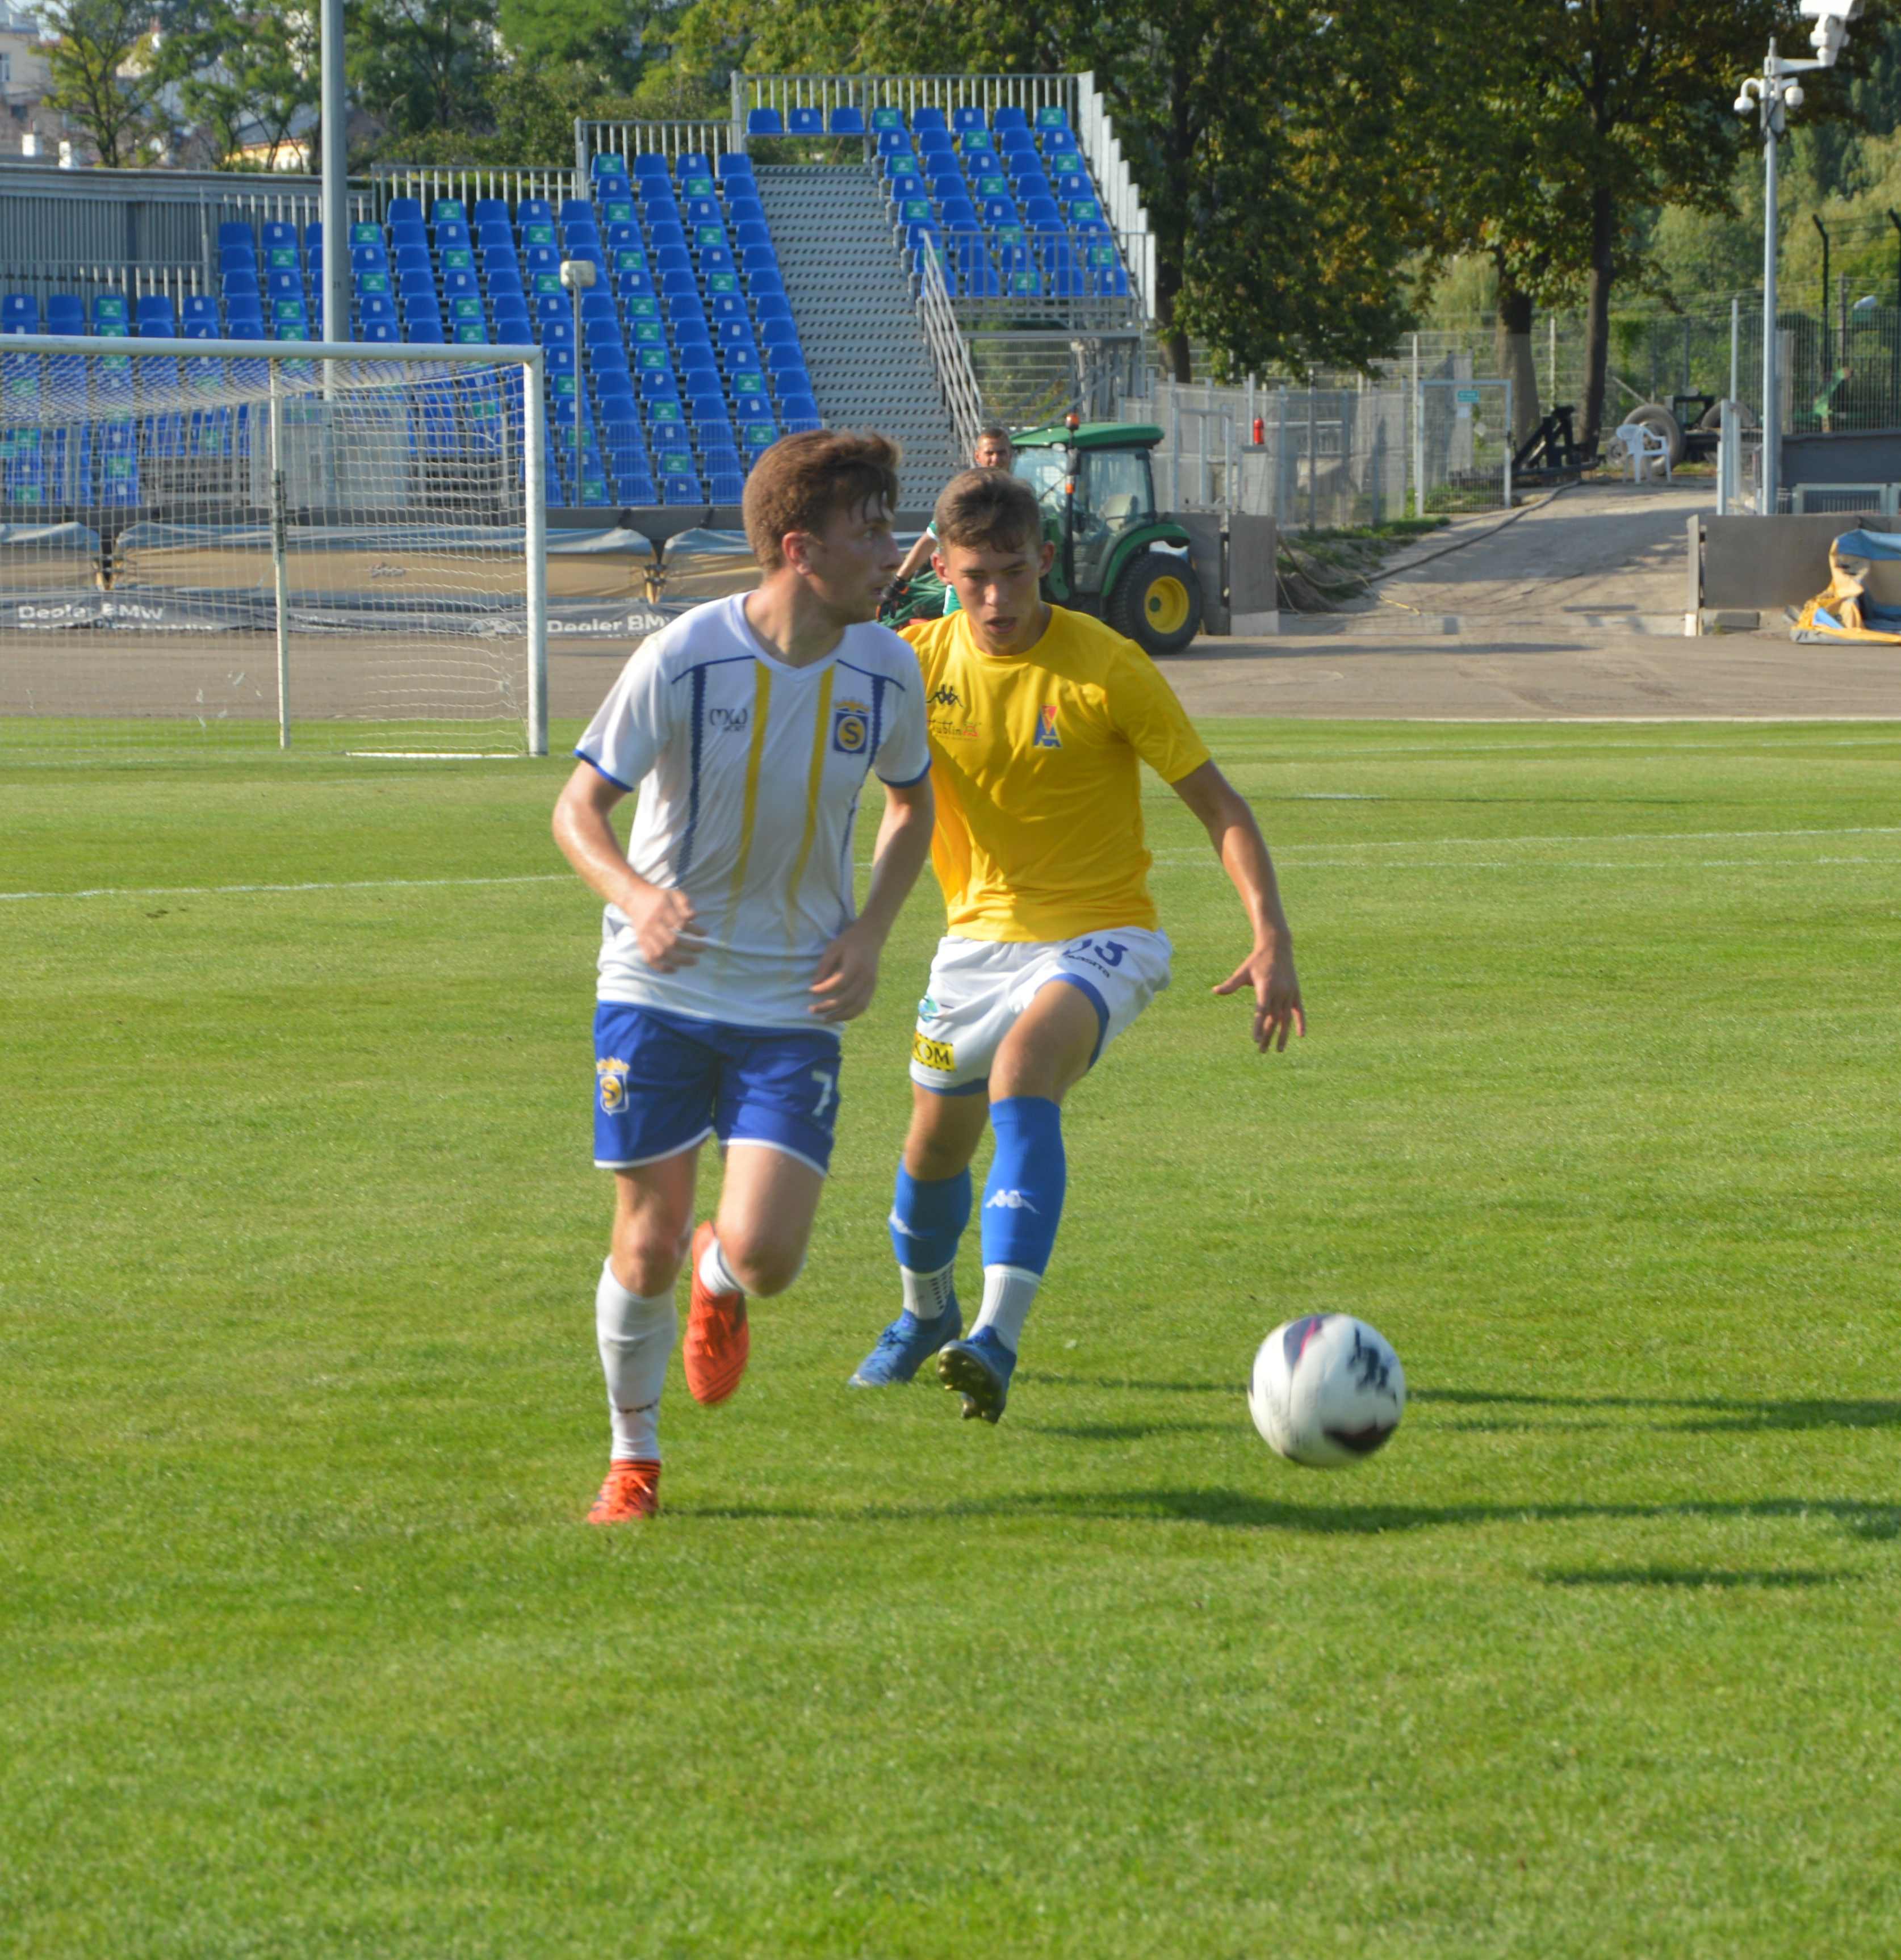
{"left": 1249, "top": 1315, "right": 1405, "bottom": 1468}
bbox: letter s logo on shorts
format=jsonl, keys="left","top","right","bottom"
{"left": 597, "top": 1055, "right": 629, "bottom": 1113}
{"left": 832, "top": 699, "right": 870, "bottom": 754}
{"left": 911, "top": 1033, "right": 956, "bottom": 1073}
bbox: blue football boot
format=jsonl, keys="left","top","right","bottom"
{"left": 936, "top": 1327, "right": 1017, "bottom": 1423}
{"left": 848, "top": 1301, "right": 962, "bottom": 1387}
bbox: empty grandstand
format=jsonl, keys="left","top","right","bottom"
{"left": 1, "top": 72, "right": 1151, "bottom": 518}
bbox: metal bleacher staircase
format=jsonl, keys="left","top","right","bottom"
{"left": 753, "top": 164, "right": 964, "bottom": 500}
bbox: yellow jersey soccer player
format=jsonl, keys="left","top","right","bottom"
{"left": 847, "top": 468, "right": 1305, "bottom": 1421}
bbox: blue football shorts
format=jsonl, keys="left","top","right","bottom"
{"left": 593, "top": 1001, "right": 843, "bottom": 1176}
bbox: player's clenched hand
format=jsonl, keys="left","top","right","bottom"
{"left": 1213, "top": 942, "right": 1306, "bottom": 1054}
{"left": 627, "top": 885, "right": 705, "bottom": 971}
{"left": 809, "top": 922, "right": 881, "bottom": 1023}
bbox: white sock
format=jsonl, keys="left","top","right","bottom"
{"left": 596, "top": 1258, "right": 676, "bottom": 1461}
{"left": 901, "top": 1260, "right": 957, "bottom": 1323}
{"left": 973, "top": 1264, "right": 1040, "bottom": 1354}
{"left": 697, "top": 1231, "right": 743, "bottom": 1297}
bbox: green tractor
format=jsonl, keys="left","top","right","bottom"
{"left": 882, "top": 417, "right": 1204, "bottom": 657}
{"left": 1011, "top": 416, "right": 1203, "bottom": 657}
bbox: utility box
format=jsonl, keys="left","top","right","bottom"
{"left": 1227, "top": 513, "right": 1279, "bottom": 636}
{"left": 1173, "top": 512, "right": 1230, "bottom": 635}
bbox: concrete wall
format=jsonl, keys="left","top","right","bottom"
{"left": 1698, "top": 512, "right": 1885, "bottom": 619}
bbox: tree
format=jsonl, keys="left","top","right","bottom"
{"left": 497, "top": 0, "right": 687, "bottom": 94}
{"left": 347, "top": 0, "right": 501, "bottom": 149}
{"left": 162, "top": 0, "right": 318, "bottom": 168}
{"left": 37, "top": 0, "right": 171, "bottom": 167}
{"left": 1416, "top": 0, "right": 1867, "bottom": 451}
{"left": 672, "top": 0, "right": 1424, "bottom": 379}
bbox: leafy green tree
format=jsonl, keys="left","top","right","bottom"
{"left": 162, "top": 0, "right": 318, "bottom": 168}
{"left": 37, "top": 0, "right": 171, "bottom": 166}
{"left": 1416, "top": 0, "right": 1869, "bottom": 450}
{"left": 673, "top": 0, "right": 1422, "bottom": 379}
{"left": 496, "top": 0, "right": 686, "bottom": 94}
{"left": 347, "top": 0, "right": 501, "bottom": 149}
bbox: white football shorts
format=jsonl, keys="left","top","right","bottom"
{"left": 908, "top": 928, "right": 1173, "bottom": 1095}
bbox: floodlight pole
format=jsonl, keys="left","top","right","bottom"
{"left": 1738, "top": 16, "right": 1854, "bottom": 514}
{"left": 320, "top": 0, "right": 348, "bottom": 353}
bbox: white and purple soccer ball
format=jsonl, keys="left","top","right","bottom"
{"left": 1249, "top": 1314, "right": 1406, "bottom": 1468}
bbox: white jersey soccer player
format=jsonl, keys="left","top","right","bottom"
{"left": 553, "top": 432, "right": 935, "bottom": 1523}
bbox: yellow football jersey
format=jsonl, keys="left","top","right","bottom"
{"left": 903, "top": 604, "right": 1211, "bottom": 941}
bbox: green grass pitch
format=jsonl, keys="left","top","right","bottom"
{"left": 3, "top": 719, "right": 1899, "bottom": 1956}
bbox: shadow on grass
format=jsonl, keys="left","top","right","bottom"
{"left": 1415, "top": 1388, "right": 1901, "bottom": 1434}
{"left": 1027, "top": 1420, "right": 1234, "bottom": 1443}
{"left": 690, "top": 1490, "right": 1901, "bottom": 1541}
{"left": 1540, "top": 1565, "right": 1851, "bottom": 1589}
{"left": 1023, "top": 1373, "right": 1242, "bottom": 1397}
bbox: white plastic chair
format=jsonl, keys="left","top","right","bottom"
{"left": 1614, "top": 420, "right": 1672, "bottom": 484}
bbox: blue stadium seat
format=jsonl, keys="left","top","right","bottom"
{"left": 995, "top": 105, "right": 1028, "bottom": 132}
{"left": 878, "top": 132, "right": 914, "bottom": 160}
{"left": 430, "top": 199, "right": 466, "bottom": 225}
{"left": 385, "top": 196, "right": 424, "bottom": 227}
{"left": 788, "top": 106, "right": 822, "bottom": 136}
{"left": 46, "top": 294, "right": 86, "bottom": 334}
{"left": 952, "top": 106, "right": 986, "bottom": 133}
{"left": 829, "top": 106, "right": 865, "bottom": 136}
{"left": 912, "top": 107, "right": 947, "bottom": 134}
{"left": 747, "top": 107, "right": 782, "bottom": 137}
{"left": 1036, "top": 104, "right": 1070, "bottom": 132}
{"left": 779, "top": 391, "right": 819, "bottom": 424}
{"left": 222, "top": 269, "right": 260, "bottom": 301}
{"left": 676, "top": 152, "right": 712, "bottom": 178}
{"left": 718, "top": 152, "right": 755, "bottom": 179}
{"left": 217, "top": 219, "right": 254, "bottom": 252}
{"left": 917, "top": 127, "right": 953, "bottom": 156}
{"left": 746, "top": 269, "right": 785, "bottom": 299}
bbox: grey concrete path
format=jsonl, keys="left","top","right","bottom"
{"left": 1166, "top": 480, "right": 1901, "bottom": 721}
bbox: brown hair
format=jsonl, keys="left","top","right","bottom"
{"left": 933, "top": 467, "right": 1042, "bottom": 555}
{"left": 743, "top": 429, "right": 902, "bottom": 570}
{"left": 975, "top": 423, "right": 1015, "bottom": 454}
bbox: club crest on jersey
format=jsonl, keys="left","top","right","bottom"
{"left": 832, "top": 698, "right": 871, "bottom": 754}
{"left": 596, "top": 1056, "right": 629, "bottom": 1114}
{"left": 1032, "top": 703, "right": 1062, "bottom": 749}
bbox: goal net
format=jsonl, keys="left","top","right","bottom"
{"left": 0, "top": 334, "right": 547, "bottom": 759}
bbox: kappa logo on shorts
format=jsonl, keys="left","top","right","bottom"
{"left": 832, "top": 698, "right": 872, "bottom": 754}
{"left": 597, "top": 1054, "right": 630, "bottom": 1113}
{"left": 911, "top": 1033, "right": 956, "bottom": 1073}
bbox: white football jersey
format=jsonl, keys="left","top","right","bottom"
{"left": 576, "top": 594, "right": 930, "bottom": 1029}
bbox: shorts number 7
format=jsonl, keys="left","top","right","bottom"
{"left": 810, "top": 1068, "right": 836, "bottom": 1119}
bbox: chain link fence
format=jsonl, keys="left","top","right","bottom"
{"left": 1122, "top": 359, "right": 1521, "bottom": 531}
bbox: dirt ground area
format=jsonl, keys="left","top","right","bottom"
{"left": 1166, "top": 479, "right": 1901, "bottom": 721}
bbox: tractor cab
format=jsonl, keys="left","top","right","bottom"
{"left": 1010, "top": 418, "right": 1203, "bottom": 656}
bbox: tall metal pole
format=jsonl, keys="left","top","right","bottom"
{"left": 1762, "top": 90, "right": 1779, "bottom": 514}
{"left": 320, "top": 0, "right": 348, "bottom": 351}
{"left": 269, "top": 359, "right": 291, "bottom": 749}
{"left": 1412, "top": 332, "right": 1423, "bottom": 520}
{"left": 524, "top": 360, "right": 548, "bottom": 757}
{"left": 1730, "top": 295, "right": 1739, "bottom": 403}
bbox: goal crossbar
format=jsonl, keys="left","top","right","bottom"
{"left": 1, "top": 334, "right": 550, "bottom": 757}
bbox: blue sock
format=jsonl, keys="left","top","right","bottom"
{"left": 979, "top": 1096, "right": 1066, "bottom": 1277}
{"left": 890, "top": 1165, "right": 971, "bottom": 1279}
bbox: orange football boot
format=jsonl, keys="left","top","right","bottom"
{"left": 587, "top": 1459, "right": 661, "bottom": 1524}
{"left": 682, "top": 1220, "right": 749, "bottom": 1405}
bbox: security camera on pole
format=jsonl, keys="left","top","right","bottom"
{"left": 1736, "top": 1, "right": 1862, "bottom": 513}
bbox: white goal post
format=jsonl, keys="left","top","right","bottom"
{"left": 0, "top": 334, "right": 547, "bottom": 759}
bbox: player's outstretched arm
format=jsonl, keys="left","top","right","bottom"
{"left": 552, "top": 761, "right": 705, "bottom": 973}
{"left": 809, "top": 776, "right": 936, "bottom": 1024}
{"left": 1169, "top": 760, "right": 1305, "bottom": 1054}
